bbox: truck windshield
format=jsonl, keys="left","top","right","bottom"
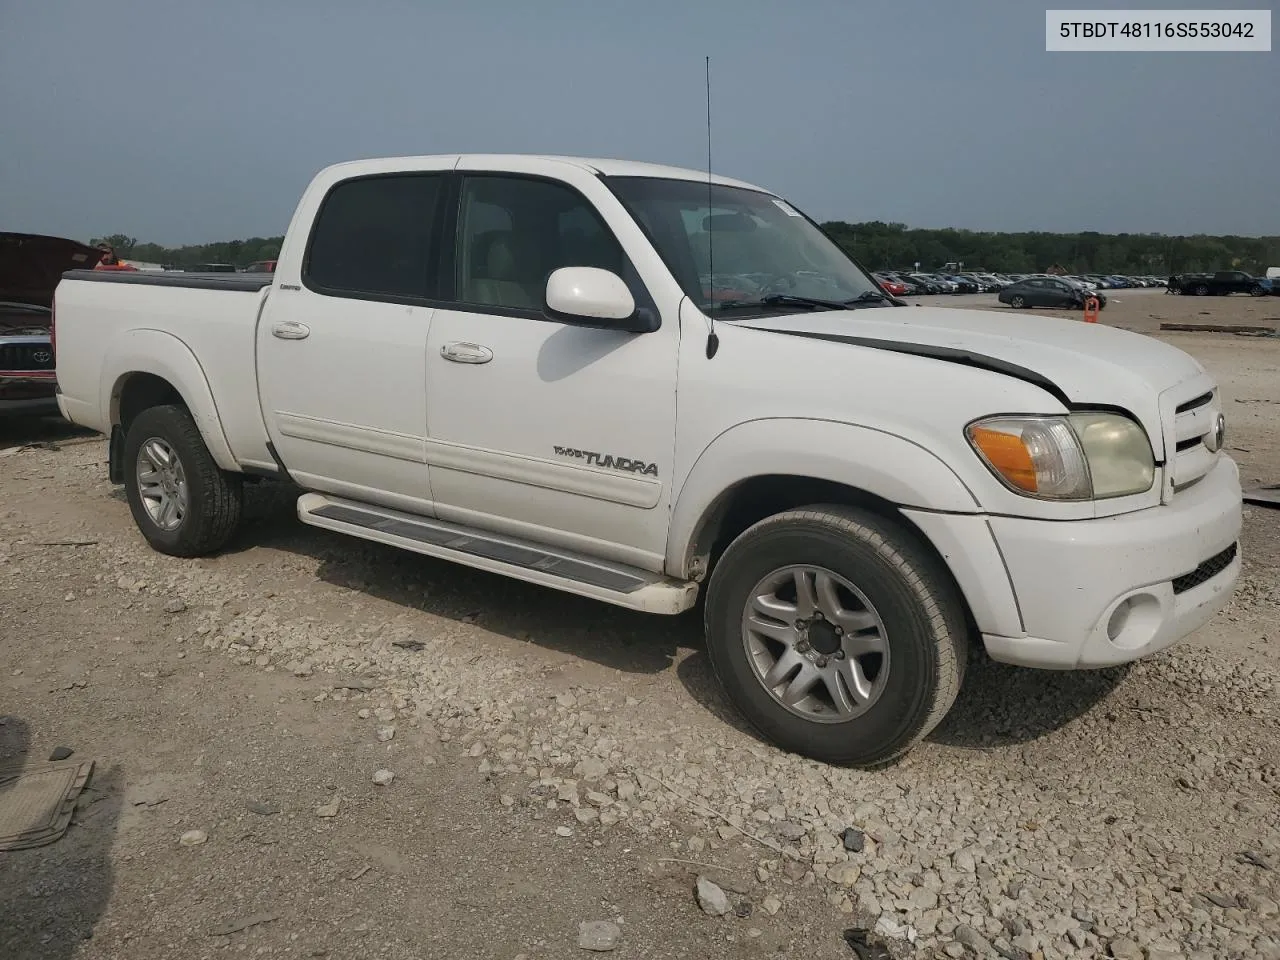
{"left": 606, "top": 176, "right": 885, "bottom": 315}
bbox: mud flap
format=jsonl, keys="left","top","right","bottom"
{"left": 108, "top": 425, "right": 124, "bottom": 484}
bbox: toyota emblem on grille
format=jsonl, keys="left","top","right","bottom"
{"left": 32, "top": 349, "right": 52, "bottom": 364}
{"left": 1205, "top": 413, "right": 1226, "bottom": 453}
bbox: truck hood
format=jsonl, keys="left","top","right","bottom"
{"left": 739, "top": 305, "right": 1207, "bottom": 457}
{"left": 0, "top": 232, "right": 104, "bottom": 310}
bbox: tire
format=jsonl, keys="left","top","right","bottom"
{"left": 703, "top": 505, "right": 969, "bottom": 767}
{"left": 1194, "top": 284, "right": 1209, "bottom": 296}
{"left": 1009, "top": 295, "right": 1026, "bottom": 309}
{"left": 123, "top": 404, "right": 243, "bottom": 557}
{"left": 1250, "top": 285, "right": 1266, "bottom": 298}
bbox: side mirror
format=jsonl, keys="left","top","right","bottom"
{"left": 545, "top": 267, "right": 654, "bottom": 333}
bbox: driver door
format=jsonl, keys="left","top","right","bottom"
{"left": 423, "top": 171, "right": 680, "bottom": 569}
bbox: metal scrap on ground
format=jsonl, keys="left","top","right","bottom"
{"left": 1159, "top": 321, "right": 1278, "bottom": 335}
{"left": 1243, "top": 486, "right": 1280, "bottom": 508}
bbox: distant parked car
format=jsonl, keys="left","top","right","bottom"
{"left": 873, "top": 274, "right": 908, "bottom": 296}
{"left": 998, "top": 276, "right": 1107, "bottom": 311}
{"left": 881, "top": 273, "right": 923, "bottom": 295}
{"left": 244, "top": 260, "right": 277, "bottom": 273}
{"left": 904, "top": 273, "right": 945, "bottom": 294}
{"left": 1168, "top": 271, "right": 1270, "bottom": 297}
{"left": 940, "top": 274, "right": 980, "bottom": 294}
{"left": 185, "top": 263, "right": 237, "bottom": 273}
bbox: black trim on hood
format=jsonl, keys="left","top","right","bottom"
{"left": 746, "top": 326, "right": 1073, "bottom": 407}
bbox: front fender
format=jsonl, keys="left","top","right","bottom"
{"left": 101, "top": 328, "right": 238, "bottom": 471}
{"left": 665, "top": 417, "right": 982, "bottom": 576}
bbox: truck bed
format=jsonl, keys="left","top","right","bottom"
{"left": 54, "top": 267, "right": 276, "bottom": 470}
{"left": 61, "top": 269, "right": 274, "bottom": 292}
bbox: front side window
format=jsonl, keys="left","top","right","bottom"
{"left": 607, "top": 176, "right": 883, "bottom": 316}
{"left": 455, "top": 176, "right": 625, "bottom": 311}
{"left": 306, "top": 174, "right": 442, "bottom": 300}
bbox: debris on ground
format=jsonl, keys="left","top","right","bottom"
{"left": 841, "top": 827, "right": 865, "bottom": 853}
{"left": 0, "top": 759, "right": 95, "bottom": 850}
{"left": 841, "top": 927, "right": 891, "bottom": 959}
{"left": 576, "top": 920, "right": 621, "bottom": 952}
{"left": 1243, "top": 485, "right": 1280, "bottom": 508}
{"left": 179, "top": 829, "right": 208, "bottom": 846}
{"left": 208, "top": 913, "right": 280, "bottom": 937}
{"left": 695, "top": 875, "right": 730, "bottom": 917}
{"left": 371, "top": 769, "right": 394, "bottom": 786}
{"left": 315, "top": 797, "right": 341, "bottom": 818}
{"left": 47, "top": 746, "right": 73, "bottom": 761}
{"left": 1159, "top": 321, "right": 1277, "bottom": 335}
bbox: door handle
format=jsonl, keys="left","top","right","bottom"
{"left": 440, "top": 341, "right": 493, "bottom": 364}
{"left": 271, "top": 321, "right": 310, "bottom": 340}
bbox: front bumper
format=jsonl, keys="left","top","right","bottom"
{"left": 0, "top": 371, "right": 59, "bottom": 418}
{"left": 983, "top": 456, "right": 1241, "bottom": 668}
{"left": 909, "top": 456, "right": 1241, "bottom": 670}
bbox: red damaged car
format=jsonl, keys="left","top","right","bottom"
{"left": 1, "top": 232, "right": 104, "bottom": 417}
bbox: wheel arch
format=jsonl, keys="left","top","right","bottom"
{"left": 667, "top": 419, "right": 981, "bottom": 578}
{"left": 103, "top": 330, "right": 238, "bottom": 473}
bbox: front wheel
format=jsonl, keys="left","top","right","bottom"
{"left": 703, "top": 506, "right": 968, "bottom": 766}
{"left": 123, "top": 404, "right": 244, "bottom": 557}
{"left": 1250, "top": 285, "right": 1267, "bottom": 298}
{"left": 1194, "top": 284, "right": 1210, "bottom": 296}
{"left": 1009, "top": 294, "right": 1026, "bottom": 309}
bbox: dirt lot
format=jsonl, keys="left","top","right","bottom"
{"left": 2, "top": 289, "right": 1278, "bottom": 960}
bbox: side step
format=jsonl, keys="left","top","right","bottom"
{"left": 296, "top": 493, "right": 698, "bottom": 615}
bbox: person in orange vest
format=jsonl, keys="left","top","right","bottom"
{"left": 93, "top": 243, "right": 138, "bottom": 271}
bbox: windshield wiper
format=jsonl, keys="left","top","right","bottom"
{"left": 708, "top": 290, "right": 901, "bottom": 315}
{"left": 759, "top": 293, "right": 849, "bottom": 311}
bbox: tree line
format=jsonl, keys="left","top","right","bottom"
{"left": 93, "top": 223, "right": 1279, "bottom": 275}
{"left": 821, "top": 222, "right": 1279, "bottom": 276}
{"left": 91, "top": 233, "right": 282, "bottom": 268}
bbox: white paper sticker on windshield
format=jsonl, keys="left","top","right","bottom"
{"left": 771, "top": 199, "right": 802, "bottom": 217}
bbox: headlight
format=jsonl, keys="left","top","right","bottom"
{"left": 966, "top": 413, "right": 1155, "bottom": 500}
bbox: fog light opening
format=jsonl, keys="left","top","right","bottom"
{"left": 1107, "top": 599, "right": 1131, "bottom": 641}
{"left": 1106, "top": 592, "right": 1163, "bottom": 651}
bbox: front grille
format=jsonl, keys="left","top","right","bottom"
{"left": 1167, "top": 387, "right": 1222, "bottom": 494}
{"left": 1172, "top": 543, "right": 1237, "bottom": 594}
{"left": 0, "top": 342, "right": 54, "bottom": 371}
{"left": 1176, "top": 391, "right": 1213, "bottom": 414}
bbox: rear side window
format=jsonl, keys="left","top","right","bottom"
{"left": 305, "top": 174, "right": 442, "bottom": 300}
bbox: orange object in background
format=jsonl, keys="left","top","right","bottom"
{"left": 1083, "top": 295, "right": 1099, "bottom": 323}
{"left": 92, "top": 243, "right": 138, "bottom": 271}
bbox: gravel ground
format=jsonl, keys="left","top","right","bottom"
{"left": 1, "top": 291, "right": 1278, "bottom": 960}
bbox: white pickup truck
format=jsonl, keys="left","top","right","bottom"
{"left": 53, "top": 154, "right": 1242, "bottom": 766}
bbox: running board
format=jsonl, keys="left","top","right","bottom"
{"left": 296, "top": 493, "right": 698, "bottom": 615}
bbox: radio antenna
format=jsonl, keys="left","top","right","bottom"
{"left": 704, "top": 55, "right": 719, "bottom": 359}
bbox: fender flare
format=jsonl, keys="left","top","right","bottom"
{"left": 665, "top": 418, "right": 982, "bottom": 577}
{"left": 101, "top": 328, "right": 238, "bottom": 471}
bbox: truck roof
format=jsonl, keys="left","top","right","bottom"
{"left": 318, "top": 154, "right": 766, "bottom": 192}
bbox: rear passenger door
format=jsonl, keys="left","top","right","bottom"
{"left": 256, "top": 167, "right": 448, "bottom": 515}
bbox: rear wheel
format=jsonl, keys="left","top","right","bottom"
{"left": 703, "top": 506, "right": 968, "bottom": 766}
{"left": 1194, "top": 284, "right": 1210, "bottom": 296}
{"left": 123, "top": 404, "right": 243, "bottom": 557}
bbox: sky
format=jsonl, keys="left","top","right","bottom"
{"left": 1, "top": 0, "right": 1276, "bottom": 245}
